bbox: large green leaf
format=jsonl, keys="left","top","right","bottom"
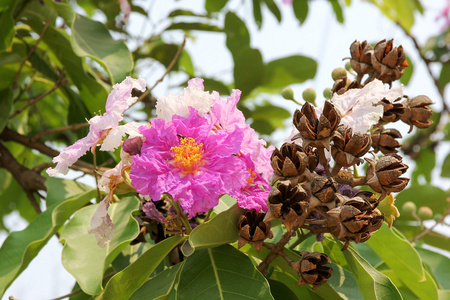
{"left": 368, "top": 0, "right": 420, "bottom": 32}
{"left": 263, "top": 0, "right": 282, "bottom": 22}
{"left": 224, "top": 12, "right": 250, "bottom": 57}
{"left": 367, "top": 223, "right": 438, "bottom": 300}
{"left": 411, "top": 147, "right": 435, "bottom": 184}
{"left": 0, "top": 179, "right": 96, "bottom": 295}
{"left": 252, "top": 0, "right": 263, "bottom": 28}
{"left": 441, "top": 152, "right": 450, "bottom": 178}
{"left": 0, "top": 87, "right": 12, "bottom": 132}
{"left": 396, "top": 185, "right": 447, "bottom": 221}
{"left": 262, "top": 56, "right": 317, "bottom": 90}
{"left": 25, "top": 19, "right": 108, "bottom": 114}
{"left": 177, "top": 244, "right": 273, "bottom": 299}
{"left": 166, "top": 22, "right": 222, "bottom": 32}
{"left": 234, "top": 48, "right": 265, "bottom": 98}
{"left": 416, "top": 247, "right": 450, "bottom": 290}
{"left": 188, "top": 203, "right": 243, "bottom": 250}
{"left": 400, "top": 56, "right": 413, "bottom": 85}
{"left": 100, "top": 235, "right": 187, "bottom": 300}
{"left": 130, "top": 263, "right": 183, "bottom": 300}
{"left": 71, "top": 14, "right": 133, "bottom": 84}
{"left": 0, "top": 0, "right": 14, "bottom": 51}
{"left": 329, "top": 0, "right": 344, "bottom": 23}
{"left": 342, "top": 244, "right": 402, "bottom": 300}
{"left": 439, "top": 63, "right": 450, "bottom": 88}
{"left": 394, "top": 223, "right": 450, "bottom": 253}
{"left": 60, "top": 197, "right": 140, "bottom": 295}
{"left": 267, "top": 279, "right": 299, "bottom": 300}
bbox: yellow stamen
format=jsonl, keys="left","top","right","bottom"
{"left": 170, "top": 137, "right": 205, "bottom": 174}
{"left": 246, "top": 169, "right": 257, "bottom": 185}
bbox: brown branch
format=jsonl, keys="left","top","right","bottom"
{"left": 32, "top": 123, "right": 90, "bottom": 140}
{"left": 132, "top": 35, "right": 187, "bottom": 107}
{"left": 410, "top": 207, "right": 450, "bottom": 242}
{"left": 0, "top": 143, "right": 45, "bottom": 214}
{"left": 12, "top": 19, "right": 51, "bottom": 90}
{"left": 0, "top": 128, "right": 97, "bottom": 174}
{"left": 9, "top": 73, "right": 67, "bottom": 119}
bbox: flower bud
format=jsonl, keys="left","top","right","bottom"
{"left": 345, "top": 61, "right": 352, "bottom": 71}
{"left": 401, "top": 201, "right": 417, "bottom": 216}
{"left": 323, "top": 87, "right": 331, "bottom": 99}
{"left": 238, "top": 210, "right": 273, "bottom": 252}
{"left": 292, "top": 251, "right": 333, "bottom": 290}
{"left": 122, "top": 136, "right": 143, "bottom": 156}
{"left": 302, "top": 88, "right": 317, "bottom": 104}
{"left": 371, "top": 127, "right": 402, "bottom": 154}
{"left": 332, "top": 67, "right": 347, "bottom": 81}
{"left": 417, "top": 206, "right": 433, "bottom": 220}
{"left": 282, "top": 87, "right": 295, "bottom": 101}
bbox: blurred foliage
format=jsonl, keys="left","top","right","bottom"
{"left": 0, "top": 0, "right": 449, "bottom": 299}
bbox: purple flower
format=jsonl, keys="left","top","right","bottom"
{"left": 142, "top": 201, "right": 166, "bottom": 223}
{"left": 130, "top": 107, "right": 248, "bottom": 216}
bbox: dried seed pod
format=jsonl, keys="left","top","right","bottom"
{"left": 293, "top": 101, "right": 341, "bottom": 150}
{"left": 350, "top": 40, "right": 374, "bottom": 75}
{"left": 401, "top": 95, "right": 434, "bottom": 133}
{"left": 370, "top": 39, "right": 408, "bottom": 85}
{"left": 238, "top": 210, "right": 273, "bottom": 252}
{"left": 332, "top": 126, "right": 372, "bottom": 168}
{"left": 270, "top": 143, "right": 312, "bottom": 185}
{"left": 332, "top": 78, "right": 362, "bottom": 96}
{"left": 371, "top": 127, "right": 402, "bottom": 154}
{"left": 292, "top": 251, "right": 333, "bottom": 290}
{"left": 311, "top": 176, "right": 338, "bottom": 204}
{"left": 378, "top": 99, "right": 405, "bottom": 123}
{"left": 266, "top": 181, "right": 309, "bottom": 231}
{"left": 365, "top": 154, "right": 409, "bottom": 194}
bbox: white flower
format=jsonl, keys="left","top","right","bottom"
{"left": 155, "top": 78, "right": 216, "bottom": 121}
{"left": 324, "top": 79, "right": 403, "bottom": 133}
{"left": 88, "top": 197, "right": 115, "bottom": 248}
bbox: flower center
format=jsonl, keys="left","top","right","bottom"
{"left": 170, "top": 137, "right": 205, "bottom": 174}
{"left": 246, "top": 169, "right": 257, "bottom": 185}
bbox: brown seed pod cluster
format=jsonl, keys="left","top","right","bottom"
{"left": 237, "top": 38, "right": 435, "bottom": 290}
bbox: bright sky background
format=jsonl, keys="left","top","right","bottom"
{"left": 2, "top": 0, "right": 449, "bottom": 299}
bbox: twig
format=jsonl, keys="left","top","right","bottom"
{"left": 12, "top": 19, "right": 51, "bottom": 90}
{"left": 33, "top": 123, "right": 89, "bottom": 140}
{"left": 132, "top": 35, "right": 187, "bottom": 107}
{"left": 9, "top": 74, "right": 67, "bottom": 119}
{"left": 410, "top": 207, "right": 450, "bottom": 242}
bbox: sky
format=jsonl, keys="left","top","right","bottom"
{"left": 2, "top": 0, "right": 449, "bottom": 299}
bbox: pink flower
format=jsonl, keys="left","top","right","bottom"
{"left": 130, "top": 107, "right": 248, "bottom": 216}
{"left": 282, "top": 0, "right": 293, "bottom": 4}
{"left": 231, "top": 154, "right": 269, "bottom": 212}
{"left": 119, "top": 0, "right": 131, "bottom": 25}
{"left": 47, "top": 76, "right": 146, "bottom": 176}
{"left": 210, "top": 89, "right": 274, "bottom": 182}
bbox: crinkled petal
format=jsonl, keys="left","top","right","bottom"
{"left": 100, "top": 122, "right": 144, "bottom": 151}
{"left": 88, "top": 197, "right": 115, "bottom": 248}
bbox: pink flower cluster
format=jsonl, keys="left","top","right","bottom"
{"left": 131, "top": 78, "right": 273, "bottom": 216}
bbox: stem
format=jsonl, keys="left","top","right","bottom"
{"left": 410, "top": 207, "right": 450, "bottom": 242}
{"left": 92, "top": 148, "right": 102, "bottom": 201}
{"left": 204, "top": 208, "right": 213, "bottom": 222}
{"left": 172, "top": 199, "right": 192, "bottom": 234}
{"left": 317, "top": 147, "right": 331, "bottom": 176}
{"left": 289, "top": 231, "right": 313, "bottom": 250}
{"left": 33, "top": 123, "right": 89, "bottom": 140}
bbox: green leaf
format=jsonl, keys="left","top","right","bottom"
{"left": 25, "top": 19, "right": 108, "bottom": 114}
{"left": 396, "top": 185, "right": 447, "bottom": 221}
{"left": 252, "top": 0, "right": 263, "bottom": 28}
{"left": 368, "top": 0, "right": 419, "bottom": 32}
{"left": 342, "top": 244, "right": 402, "bottom": 300}
{"left": 100, "top": 235, "right": 187, "bottom": 300}
{"left": 268, "top": 279, "right": 299, "bottom": 300}
{"left": 60, "top": 197, "right": 140, "bottom": 295}
{"left": 71, "top": 14, "right": 133, "bottom": 84}
{"left": 411, "top": 147, "right": 435, "bottom": 184}
{"left": 224, "top": 12, "right": 251, "bottom": 56}
{"left": 202, "top": 77, "right": 231, "bottom": 95}
{"left": 400, "top": 56, "right": 413, "bottom": 85}
{"left": 263, "top": 56, "right": 317, "bottom": 90}
{"left": 213, "top": 194, "right": 237, "bottom": 215}
{"left": 189, "top": 203, "right": 243, "bottom": 249}
{"left": 0, "top": 0, "right": 14, "bottom": 52}
{"left": 205, "top": 0, "right": 228, "bottom": 13}
{"left": 263, "top": 0, "right": 282, "bottom": 22}
{"left": 293, "top": 0, "right": 309, "bottom": 24}
{"left": 439, "top": 290, "right": 450, "bottom": 300}
{"left": 0, "top": 180, "right": 96, "bottom": 295}
{"left": 234, "top": 48, "right": 265, "bottom": 98}
{"left": 166, "top": 22, "right": 222, "bottom": 32}
{"left": 130, "top": 263, "right": 183, "bottom": 300}
{"left": 416, "top": 247, "right": 450, "bottom": 290}
{"left": 0, "top": 87, "right": 12, "bottom": 132}
{"left": 441, "top": 152, "right": 450, "bottom": 178}
{"left": 46, "top": 177, "right": 95, "bottom": 207}
{"left": 329, "top": 0, "right": 344, "bottom": 23}
{"left": 439, "top": 63, "right": 450, "bottom": 88}
{"left": 394, "top": 224, "right": 450, "bottom": 252}
{"left": 367, "top": 223, "right": 438, "bottom": 300}
{"left": 177, "top": 244, "right": 274, "bottom": 300}
{"left": 168, "top": 9, "right": 204, "bottom": 18}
